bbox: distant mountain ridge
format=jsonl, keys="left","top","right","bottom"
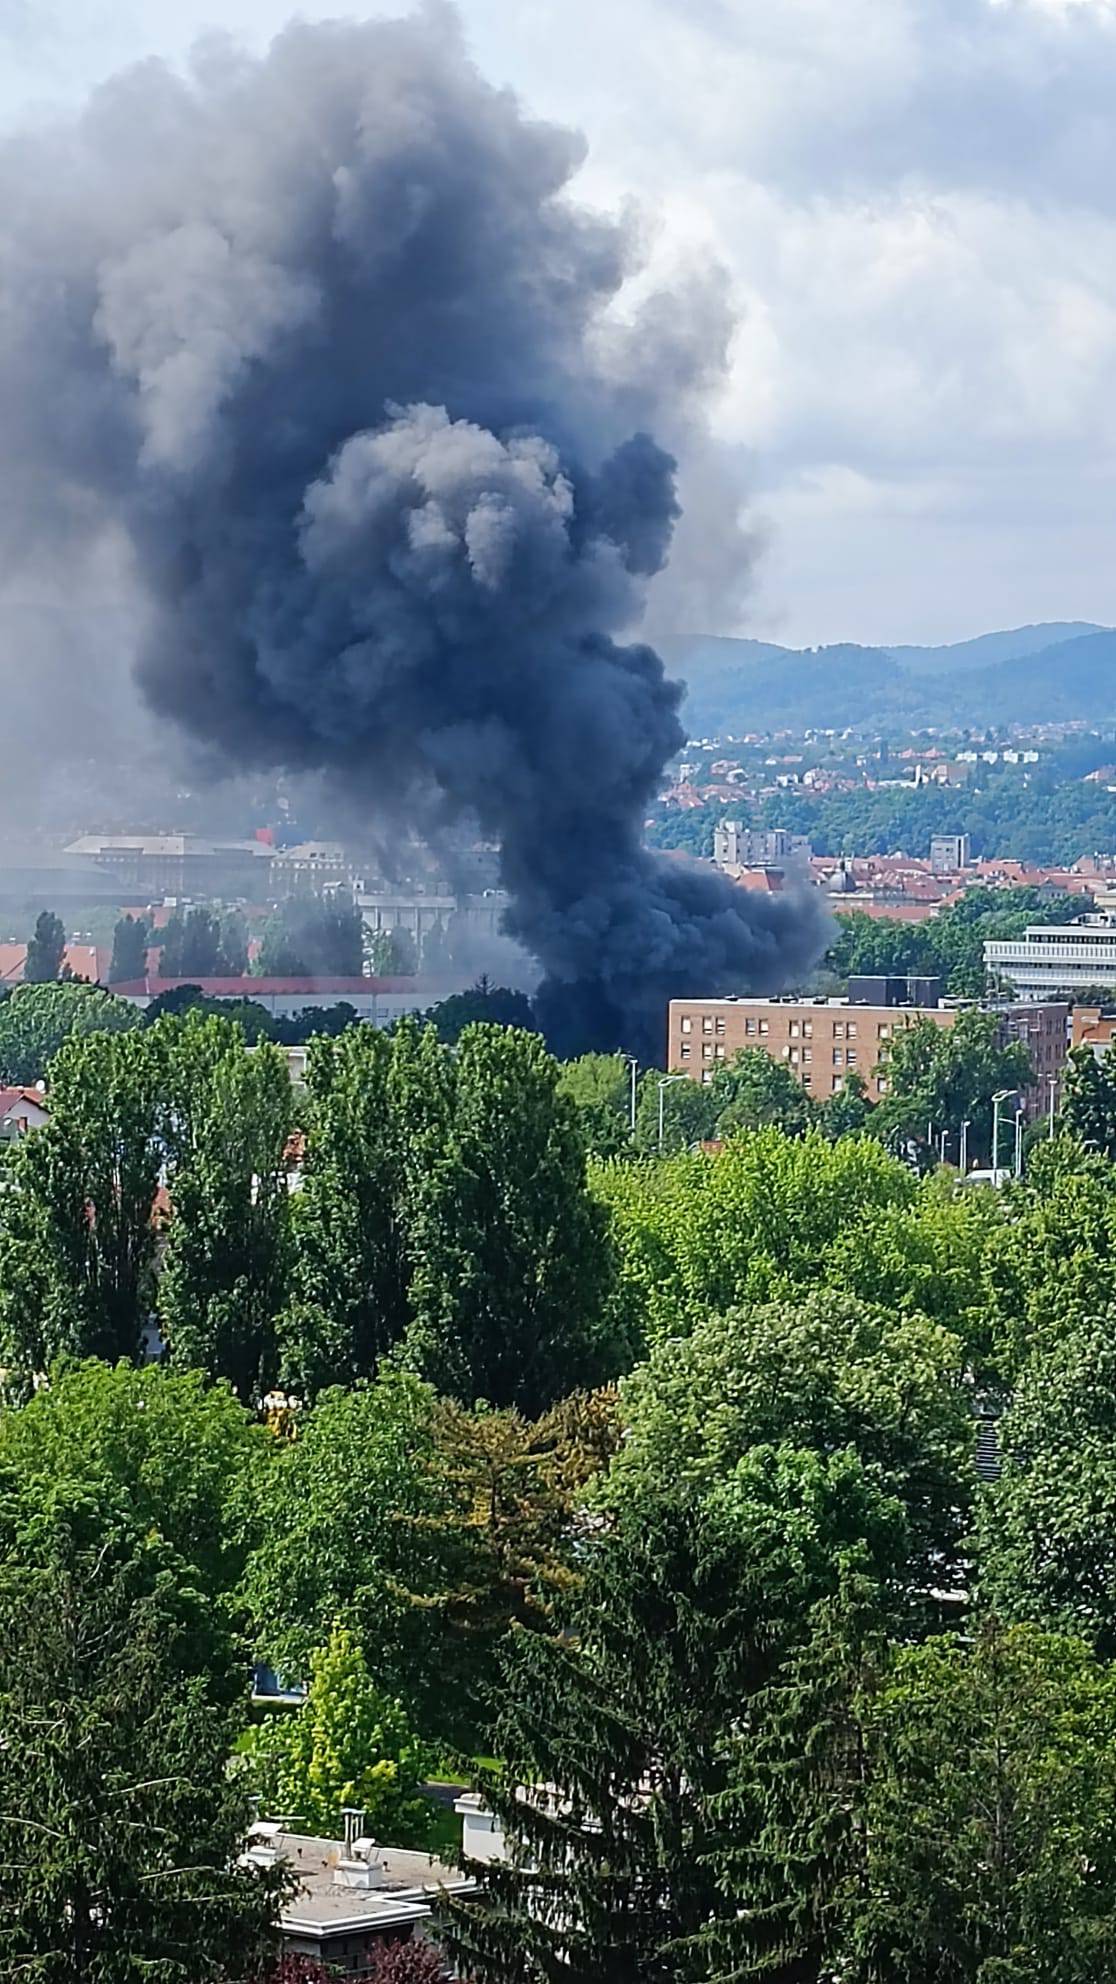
{"left": 659, "top": 622, "right": 1115, "bottom": 735}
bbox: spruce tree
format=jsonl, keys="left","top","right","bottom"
{"left": 0, "top": 1497, "right": 280, "bottom": 1980}
{"left": 440, "top": 1453, "right": 907, "bottom": 1984}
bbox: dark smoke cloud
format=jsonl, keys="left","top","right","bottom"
{"left": 0, "top": 4, "right": 828, "bottom": 1054}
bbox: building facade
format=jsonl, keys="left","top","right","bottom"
{"left": 65, "top": 833, "right": 275, "bottom": 900}
{"left": 712, "top": 822, "right": 812, "bottom": 870}
{"left": 668, "top": 993, "right": 952, "bottom": 1103}
{"left": 668, "top": 989, "right": 1068, "bottom": 1114}
{"left": 930, "top": 832, "right": 972, "bottom": 876}
{"left": 985, "top": 910, "right": 1116, "bottom": 998}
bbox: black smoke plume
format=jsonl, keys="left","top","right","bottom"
{"left": 0, "top": 6, "right": 828, "bottom": 1055}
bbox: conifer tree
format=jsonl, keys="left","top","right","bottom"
{"left": 0, "top": 1497, "right": 280, "bottom": 1980}
{"left": 440, "top": 1454, "right": 906, "bottom": 1984}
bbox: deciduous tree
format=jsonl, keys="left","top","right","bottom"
{"left": 159, "top": 1030, "right": 292, "bottom": 1402}
{"left": 846, "top": 1623, "right": 1116, "bottom": 1984}
{"left": 976, "top": 1312, "right": 1116, "bottom": 1654}
{"left": 108, "top": 911, "right": 150, "bottom": 983}
{"left": 244, "top": 1623, "right": 433, "bottom": 1844}
{"left": 24, "top": 907, "right": 66, "bottom": 982}
{"left": 279, "top": 1027, "right": 409, "bottom": 1397}
{"left": 0, "top": 979, "right": 136, "bottom": 1084}
{"left": 402, "top": 1024, "right": 617, "bottom": 1411}
{"left": 0, "top": 1027, "right": 161, "bottom": 1380}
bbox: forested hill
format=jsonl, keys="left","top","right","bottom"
{"left": 662, "top": 622, "right": 1115, "bottom": 735}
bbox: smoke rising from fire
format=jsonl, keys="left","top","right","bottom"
{"left": 0, "top": 6, "right": 828, "bottom": 1052}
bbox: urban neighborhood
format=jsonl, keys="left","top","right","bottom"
{"left": 4, "top": 3, "right": 1116, "bottom": 1983}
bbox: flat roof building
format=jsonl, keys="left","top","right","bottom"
{"left": 986, "top": 909, "right": 1116, "bottom": 999}
{"left": 668, "top": 990, "right": 1068, "bottom": 1114}
{"left": 245, "top": 1812, "right": 476, "bottom": 1978}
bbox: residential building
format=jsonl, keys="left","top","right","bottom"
{"left": 713, "top": 822, "right": 811, "bottom": 870}
{"left": 985, "top": 908, "right": 1116, "bottom": 998}
{"left": 668, "top": 988, "right": 952, "bottom": 1104}
{"left": 0, "top": 1086, "right": 49, "bottom": 1142}
{"left": 245, "top": 1807, "right": 477, "bottom": 1977}
{"left": 930, "top": 832, "right": 971, "bottom": 876}
{"left": 1070, "top": 1005, "right": 1116, "bottom": 1060}
{"left": 668, "top": 985, "right": 1068, "bottom": 1114}
{"left": 0, "top": 942, "right": 110, "bottom": 984}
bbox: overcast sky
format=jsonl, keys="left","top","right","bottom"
{"left": 4, "top": 0, "right": 1116, "bottom": 648}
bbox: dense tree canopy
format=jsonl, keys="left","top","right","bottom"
{"left": 256, "top": 896, "right": 364, "bottom": 977}
{"left": 243, "top": 1624, "right": 433, "bottom": 1844}
{"left": 0, "top": 978, "right": 1110, "bottom": 1978}
{"left": 0, "top": 978, "right": 136, "bottom": 1084}
{"left": 108, "top": 911, "right": 150, "bottom": 983}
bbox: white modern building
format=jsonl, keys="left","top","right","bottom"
{"left": 985, "top": 910, "right": 1116, "bottom": 998}
{"left": 712, "top": 823, "right": 812, "bottom": 870}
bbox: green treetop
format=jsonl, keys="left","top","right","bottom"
{"left": 243, "top": 1623, "right": 433, "bottom": 1845}
{"left": 24, "top": 907, "right": 66, "bottom": 983}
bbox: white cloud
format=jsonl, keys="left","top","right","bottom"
{"left": 4, "top": 0, "right": 1116, "bottom": 642}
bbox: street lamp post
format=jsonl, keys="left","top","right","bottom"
{"left": 657, "top": 1074, "right": 688, "bottom": 1154}
{"left": 991, "top": 1088, "right": 1014, "bottom": 1184}
{"left": 1047, "top": 1073, "right": 1058, "bottom": 1135}
{"left": 1014, "top": 1105, "right": 1025, "bottom": 1179}
{"left": 625, "top": 1055, "right": 638, "bottom": 1135}
{"left": 960, "top": 1117, "right": 971, "bottom": 1174}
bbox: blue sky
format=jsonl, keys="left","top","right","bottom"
{"left": 4, "top": 0, "right": 1116, "bottom": 648}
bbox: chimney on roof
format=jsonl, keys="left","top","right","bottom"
{"left": 341, "top": 1806, "right": 366, "bottom": 1855}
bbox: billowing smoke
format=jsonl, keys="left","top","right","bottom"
{"left": 0, "top": 6, "right": 828, "bottom": 1055}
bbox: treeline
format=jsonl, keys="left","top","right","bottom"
{"left": 109, "top": 896, "right": 366, "bottom": 982}
{"left": 0, "top": 978, "right": 367, "bottom": 1085}
{"left": 0, "top": 1013, "right": 615, "bottom": 1410}
{"left": 561, "top": 1006, "right": 1030, "bottom": 1170}
{"left": 6, "top": 1010, "right": 1116, "bottom": 1977}
{"left": 649, "top": 769, "right": 1116, "bottom": 865}
{"left": 828, "top": 884, "right": 1085, "bottom": 994}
